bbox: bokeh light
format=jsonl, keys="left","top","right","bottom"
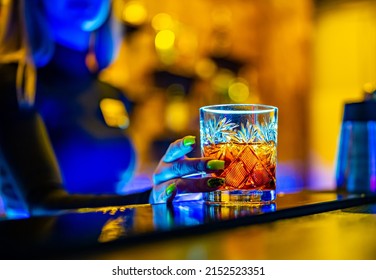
{"left": 211, "top": 69, "right": 235, "bottom": 94}
{"left": 195, "top": 58, "right": 217, "bottom": 80}
{"left": 99, "top": 98, "right": 130, "bottom": 129}
{"left": 155, "top": 29, "right": 176, "bottom": 51}
{"left": 228, "top": 80, "right": 250, "bottom": 102}
{"left": 151, "top": 13, "right": 174, "bottom": 31}
{"left": 122, "top": 1, "right": 148, "bottom": 26}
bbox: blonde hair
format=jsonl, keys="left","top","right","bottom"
{"left": 0, "top": 0, "right": 121, "bottom": 108}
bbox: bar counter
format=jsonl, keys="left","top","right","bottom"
{"left": 1, "top": 191, "right": 376, "bottom": 260}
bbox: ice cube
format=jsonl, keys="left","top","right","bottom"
{"left": 243, "top": 175, "right": 256, "bottom": 189}
{"left": 225, "top": 160, "right": 248, "bottom": 187}
{"left": 223, "top": 143, "right": 241, "bottom": 162}
{"left": 238, "top": 146, "right": 258, "bottom": 172}
{"left": 251, "top": 163, "right": 271, "bottom": 186}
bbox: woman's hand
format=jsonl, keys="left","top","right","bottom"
{"left": 149, "top": 135, "right": 225, "bottom": 204}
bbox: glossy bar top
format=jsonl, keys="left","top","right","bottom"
{"left": 1, "top": 191, "right": 376, "bottom": 259}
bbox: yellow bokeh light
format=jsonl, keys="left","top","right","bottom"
{"left": 165, "top": 101, "right": 189, "bottom": 133}
{"left": 99, "top": 98, "right": 129, "bottom": 129}
{"left": 155, "top": 30, "right": 175, "bottom": 51}
{"left": 195, "top": 58, "right": 217, "bottom": 79}
{"left": 228, "top": 81, "right": 249, "bottom": 102}
{"left": 122, "top": 1, "right": 147, "bottom": 25}
{"left": 212, "top": 69, "right": 235, "bottom": 94}
{"left": 151, "top": 13, "right": 174, "bottom": 31}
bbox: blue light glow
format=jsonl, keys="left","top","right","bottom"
{"left": 42, "top": 0, "right": 111, "bottom": 51}
{"left": 51, "top": 131, "right": 137, "bottom": 195}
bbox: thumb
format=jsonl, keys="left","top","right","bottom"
{"left": 165, "top": 183, "right": 178, "bottom": 204}
{"left": 150, "top": 182, "right": 178, "bottom": 204}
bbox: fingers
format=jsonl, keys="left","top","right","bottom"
{"left": 151, "top": 135, "right": 227, "bottom": 205}
{"left": 163, "top": 135, "right": 196, "bottom": 163}
{"left": 150, "top": 182, "right": 178, "bottom": 204}
{"left": 175, "top": 176, "right": 225, "bottom": 193}
{"left": 153, "top": 158, "right": 225, "bottom": 185}
{"left": 150, "top": 177, "right": 225, "bottom": 204}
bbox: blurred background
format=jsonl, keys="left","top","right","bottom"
{"left": 2, "top": 0, "right": 375, "bottom": 207}
{"left": 102, "top": 0, "right": 376, "bottom": 193}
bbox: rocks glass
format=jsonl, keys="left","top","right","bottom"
{"left": 200, "top": 104, "right": 278, "bottom": 204}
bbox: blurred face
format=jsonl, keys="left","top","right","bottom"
{"left": 42, "top": 0, "right": 111, "bottom": 31}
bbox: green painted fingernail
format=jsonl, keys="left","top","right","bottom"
{"left": 208, "top": 178, "right": 225, "bottom": 188}
{"left": 183, "top": 136, "right": 196, "bottom": 147}
{"left": 207, "top": 160, "right": 225, "bottom": 170}
{"left": 166, "top": 183, "right": 176, "bottom": 196}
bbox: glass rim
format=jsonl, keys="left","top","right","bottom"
{"left": 200, "top": 104, "right": 278, "bottom": 114}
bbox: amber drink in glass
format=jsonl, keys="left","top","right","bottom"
{"left": 200, "top": 104, "right": 278, "bottom": 204}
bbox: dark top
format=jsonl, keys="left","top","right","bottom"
{"left": 0, "top": 46, "right": 151, "bottom": 217}
{"left": 35, "top": 44, "right": 136, "bottom": 194}
{"left": 343, "top": 99, "right": 376, "bottom": 121}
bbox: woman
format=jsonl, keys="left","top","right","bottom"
{"left": 0, "top": 0, "right": 225, "bottom": 217}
